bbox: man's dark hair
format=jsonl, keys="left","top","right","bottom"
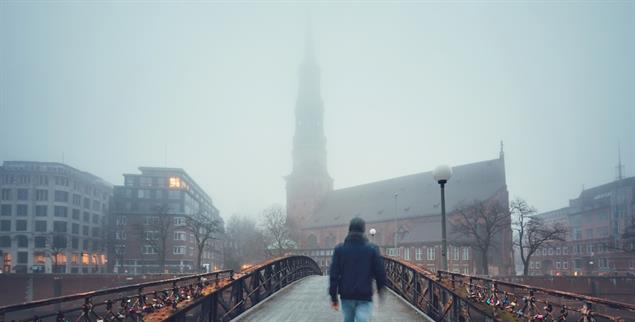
{"left": 348, "top": 217, "right": 365, "bottom": 233}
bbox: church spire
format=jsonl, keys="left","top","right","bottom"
{"left": 286, "top": 21, "right": 333, "bottom": 232}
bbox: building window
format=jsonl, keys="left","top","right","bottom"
{"left": 556, "top": 261, "right": 561, "bottom": 269}
{"left": 54, "top": 206, "right": 68, "bottom": 217}
{"left": 453, "top": 247, "right": 460, "bottom": 260}
{"left": 174, "top": 231, "right": 186, "bottom": 241}
{"left": 0, "top": 220, "right": 10, "bottom": 231}
{"left": 562, "top": 246, "right": 568, "bottom": 255}
{"left": 16, "top": 235, "right": 28, "bottom": 248}
{"left": 404, "top": 248, "right": 410, "bottom": 260}
{"left": 0, "top": 236, "right": 10, "bottom": 247}
{"left": 530, "top": 262, "right": 534, "bottom": 269}
{"left": 599, "top": 258, "right": 609, "bottom": 269}
{"left": 427, "top": 247, "right": 436, "bottom": 261}
{"left": 563, "top": 261, "right": 569, "bottom": 269}
{"left": 548, "top": 248, "right": 553, "bottom": 255}
{"left": 535, "top": 261, "right": 541, "bottom": 269}
{"left": 82, "top": 225, "right": 89, "bottom": 236}
{"left": 587, "top": 244, "right": 594, "bottom": 254}
{"left": 387, "top": 248, "right": 398, "bottom": 257}
{"left": 169, "top": 177, "right": 182, "bottom": 188}
{"left": 83, "top": 212, "right": 90, "bottom": 222}
{"left": 92, "top": 227, "right": 100, "bottom": 237}
{"left": 556, "top": 247, "right": 561, "bottom": 255}
{"left": 1, "top": 204, "right": 11, "bottom": 216}
{"left": 35, "top": 220, "right": 47, "bottom": 232}
{"left": 173, "top": 246, "right": 186, "bottom": 255}
{"left": 415, "top": 248, "right": 423, "bottom": 261}
{"left": 72, "top": 223, "right": 79, "bottom": 234}
{"left": 83, "top": 197, "right": 90, "bottom": 209}
{"left": 115, "top": 231, "right": 127, "bottom": 240}
{"left": 143, "top": 245, "right": 157, "bottom": 254}
{"left": 34, "top": 236, "right": 46, "bottom": 248}
{"left": 116, "top": 216, "right": 127, "bottom": 225}
{"left": 145, "top": 216, "right": 159, "bottom": 225}
{"left": 73, "top": 194, "right": 81, "bottom": 206}
{"left": 145, "top": 231, "right": 158, "bottom": 240}
{"left": 17, "top": 189, "right": 28, "bottom": 200}
{"left": 16, "top": 220, "right": 27, "bottom": 231}
{"left": 174, "top": 217, "right": 185, "bottom": 226}
{"left": 168, "top": 190, "right": 181, "bottom": 199}
{"left": 17, "top": 252, "right": 28, "bottom": 264}
{"left": 72, "top": 209, "right": 80, "bottom": 220}
{"left": 53, "top": 221, "right": 67, "bottom": 233}
{"left": 92, "top": 214, "right": 99, "bottom": 224}
{"left": 1, "top": 189, "right": 10, "bottom": 201}
{"left": 35, "top": 205, "right": 47, "bottom": 217}
{"left": 54, "top": 191, "right": 69, "bottom": 202}
{"left": 36, "top": 189, "right": 48, "bottom": 201}
{"left": 463, "top": 267, "right": 470, "bottom": 275}
{"left": 17, "top": 205, "right": 27, "bottom": 216}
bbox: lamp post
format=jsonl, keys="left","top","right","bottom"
{"left": 393, "top": 192, "right": 399, "bottom": 257}
{"left": 434, "top": 164, "right": 453, "bottom": 272}
{"left": 369, "top": 228, "right": 376, "bottom": 244}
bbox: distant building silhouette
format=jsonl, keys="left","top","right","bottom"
{"left": 534, "top": 177, "right": 635, "bottom": 276}
{"left": 285, "top": 27, "right": 513, "bottom": 276}
{"left": 0, "top": 161, "right": 112, "bottom": 274}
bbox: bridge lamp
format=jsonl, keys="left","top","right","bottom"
{"left": 369, "top": 228, "right": 377, "bottom": 244}
{"left": 433, "top": 164, "right": 453, "bottom": 272}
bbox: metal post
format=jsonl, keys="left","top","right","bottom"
{"left": 440, "top": 181, "right": 448, "bottom": 271}
{"left": 394, "top": 192, "right": 399, "bottom": 257}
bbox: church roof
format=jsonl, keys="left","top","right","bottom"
{"left": 305, "top": 157, "right": 506, "bottom": 229}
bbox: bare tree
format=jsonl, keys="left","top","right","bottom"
{"left": 511, "top": 198, "right": 567, "bottom": 276}
{"left": 133, "top": 204, "right": 172, "bottom": 273}
{"left": 262, "top": 205, "right": 295, "bottom": 257}
{"left": 453, "top": 201, "right": 509, "bottom": 275}
{"left": 184, "top": 211, "right": 223, "bottom": 272}
{"left": 39, "top": 233, "right": 67, "bottom": 273}
{"left": 224, "top": 214, "right": 267, "bottom": 271}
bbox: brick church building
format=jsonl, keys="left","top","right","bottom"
{"left": 285, "top": 29, "right": 514, "bottom": 276}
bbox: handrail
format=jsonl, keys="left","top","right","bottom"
{"left": 382, "top": 255, "right": 499, "bottom": 321}
{"left": 437, "top": 270, "right": 635, "bottom": 321}
{"left": 0, "top": 269, "right": 234, "bottom": 322}
{"left": 0, "top": 269, "right": 233, "bottom": 314}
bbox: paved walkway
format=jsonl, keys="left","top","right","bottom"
{"left": 234, "top": 275, "right": 431, "bottom": 322}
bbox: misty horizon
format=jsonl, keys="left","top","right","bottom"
{"left": 1, "top": 2, "right": 633, "bottom": 220}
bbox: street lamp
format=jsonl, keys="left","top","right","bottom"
{"left": 434, "top": 164, "right": 453, "bottom": 272}
{"left": 369, "top": 228, "right": 376, "bottom": 244}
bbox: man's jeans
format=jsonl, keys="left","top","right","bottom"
{"left": 341, "top": 299, "right": 372, "bottom": 322}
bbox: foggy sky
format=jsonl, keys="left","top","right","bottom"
{"left": 1, "top": 1, "right": 634, "bottom": 220}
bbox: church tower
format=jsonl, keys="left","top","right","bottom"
{"left": 285, "top": 24, "right": 333, "bottom": 230}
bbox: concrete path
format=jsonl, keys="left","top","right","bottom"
{"left": 233, "top": 275, "right": 431, "bottom": 322}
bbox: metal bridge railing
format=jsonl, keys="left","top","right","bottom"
{"left": 0, "top": 256, "right": 321, "bottom": 322}
{"left": 383, "top": 256, "right": 498, "bottom": 321}
{"left": 437, "top": 270, "right": 635, "bottom": 322}
{"left": 0, "top": 269, "right": 233, "bottom": 322}
{"left": 162, "top": 255, "right": 321, "bottom": 322}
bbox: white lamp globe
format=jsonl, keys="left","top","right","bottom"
{"left": 369, "top": 228, "right": 377, "bottom": 236}
{"left": 433, "top": 165, "right": 453, "bottom": 183}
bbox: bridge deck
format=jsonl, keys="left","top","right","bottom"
{"left": 234, "top": 275, "right": 430, "bottom": 322}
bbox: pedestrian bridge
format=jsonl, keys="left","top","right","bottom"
{"left": 1, "top": 256, "right": 633, "bottom": 322}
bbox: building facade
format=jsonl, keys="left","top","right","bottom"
{"left": 110, "top": 167, "right": 223, "bottom": 274}
{"left": 0, "top": 161, "right": 112, "bottom": 274}
{"left": 285, "top": 30, "right": 514, "bottom": 276}
{"left": 530, "top": 177, "right": 635, "bottom": 276}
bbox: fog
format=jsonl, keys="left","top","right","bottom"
{"left": 1, "top": 2, "right": 633, "bottom": 219}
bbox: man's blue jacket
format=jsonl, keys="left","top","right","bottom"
{"left": 328, "top": 232, "right": 386, "bottom": 303}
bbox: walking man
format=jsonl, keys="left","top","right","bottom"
{"left": 329, "top": 217, "right": 386, "bottom": 322}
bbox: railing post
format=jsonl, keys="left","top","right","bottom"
{"left": 209, "top": 291, "right": 218, "bottom": 322}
